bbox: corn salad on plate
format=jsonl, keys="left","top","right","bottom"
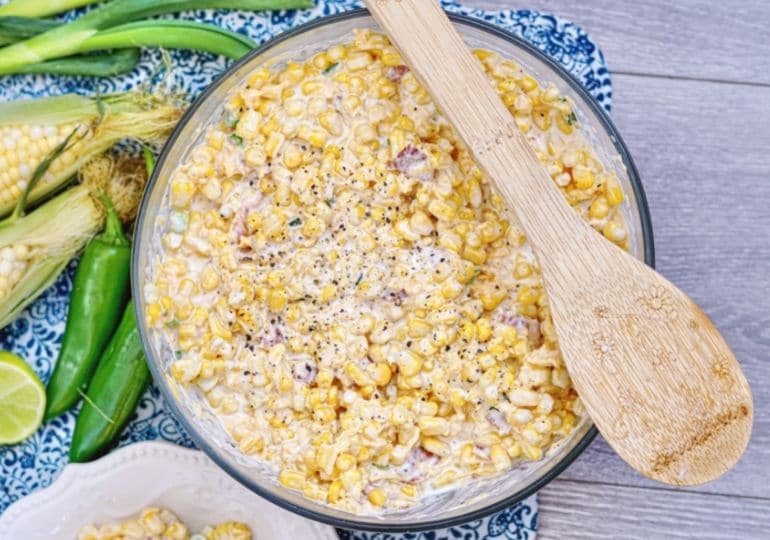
{"left": 142, "top": 24, "right": 638, "bottom": 516}
{"left": 0, "top": 441, "right": 338, "bottom": 540}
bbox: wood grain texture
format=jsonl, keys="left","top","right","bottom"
{"left": 470, "top": 0, "right": 770, "bottom": 86}
{"left": 559, "top": 72, "right": 770, "bottom": 498}
{"left": 538, "top": 479, "right": 770, "bottom": 539}
{"left": 461, "top": 1, "right": 769, "bottom": 537}
{"left": 367, "top": 0, "right": 753, "bottom": 486}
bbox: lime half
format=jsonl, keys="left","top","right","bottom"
{"left": 0, "top": 351, "right": 45, "bottom": 445}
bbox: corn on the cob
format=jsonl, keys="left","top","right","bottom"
{"left": 0, "top": 91, "right": 183, "bottom": 217}
{"left": 0, "top": 143, "right": 147, "bottom": 330}
{"left": 0, "top": 186, "right": 102, "bottom": 329}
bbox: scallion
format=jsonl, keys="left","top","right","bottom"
{"left": 78, "top": 20, "right": 256, "bottom": 60}
{"left": 0, "top": 0, "right": 312, "bottom": 75}
{"left": 18, "top": 49, "right": 141, "bottom": 77}
{"left": 0, "top": 0, "right": 97, "bottom": 18}
{"left": 0, "top": 17, "right": 58, "bottom": 46}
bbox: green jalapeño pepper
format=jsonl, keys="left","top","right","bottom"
{"left": 45, "top": 195, "right": 131, "bottom": 420}
{"left": 70, "top": 300, "right": 150, "bottom": 462}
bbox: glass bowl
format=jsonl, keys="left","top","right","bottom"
{"left": 132, "top": 9, "right": 654, "bottom": 532}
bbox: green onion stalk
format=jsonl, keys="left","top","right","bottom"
{"left": 0, "top": 17, "right": 58, "bottom": 46}
{"left": 18, "top": 49, "right": 141, "bottom": 77}
{"left": 0, "top": 0, "right": 98, "bottom": 18}
{"left": 0, "top": 0, "right": 313, "bottom": 75}
{"left": 78, "top": 20, "right": 256, "bottom": 59}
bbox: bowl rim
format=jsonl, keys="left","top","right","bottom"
{"left": 132, "top": 7, "right": 655, "bottom": 533}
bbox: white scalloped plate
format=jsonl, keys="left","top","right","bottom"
{"left": 0, "top": 441, "right": 338, "bottom": 539}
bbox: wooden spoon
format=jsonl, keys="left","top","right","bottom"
{"left": 364, "top": 0, "right": 752, "bottom": 485}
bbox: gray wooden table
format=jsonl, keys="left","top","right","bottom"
{"left": 465, "top": 1, "right": 770, "bottom": 538}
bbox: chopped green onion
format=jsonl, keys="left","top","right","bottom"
{"left": 0, "top": 0, "right": 312, "bottom": 75}
{"left": 323, "top": 62, "right": 338, "bottom": 75}
{"left": 230, "top": 134, "right": 245, "bottom": 146}
{"left": 17, "top": 49, "right": 140, "bottom": 77}
{"left": 288, "top": 217, "right": 302, "bottom": 227}
{"left": 355, "top": 272, "right": 364, "bottom": 286}
{"left": 222, "top": 110, "right": 239, "bottom": 129}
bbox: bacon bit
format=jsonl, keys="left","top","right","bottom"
{"left": 385, "top": 65, "right": 409, "bottom": 82}
{"left": 382, "top": 288, "right": 408, "bottom": 306}
{"left": 395, "top": 447, "right": 440, "bottom": 483}
{"left": 393, "top": 145, "right": 433, "bottom": 181}
{"left": 231, "top": 196, "right": 262, "bottom": 245}
{"left": 259, "top": 326, "right": 284, "bottom": 349}
{"left": 497, "top": 313, "right": 543, "bottom": 347}
{"left": 473, "top": 444, "right": 491, "bottom": 460}
{"left": 487, "top": 408, "right": 511, "bottom": 434}
{"left": 291, "top": 356, "right": 318, "bottom": 383}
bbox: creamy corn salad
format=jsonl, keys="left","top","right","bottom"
{"left": 78, "top": 507, "right": 251, "bottom": 540}
{"left": 145, "top": 29, "right": 628, "bottom": 512}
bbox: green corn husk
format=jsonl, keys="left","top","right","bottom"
{"left": 0, "top": 90, "right": 184, "bottom": 217}
{"left": 0, "top": 185, "right": 102, "bottom": 329}
{"left": 0, "top": 150, "right": 148, "bottom": 330}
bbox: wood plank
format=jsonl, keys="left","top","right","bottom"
{"left": 555, "top": 73, "right": 770, "bottom": 499}
{"left": 538, "top": 479, "right": 770, "bottom": 539}
{"left": 470, "top": 0, "right": 770, "bottom": 86}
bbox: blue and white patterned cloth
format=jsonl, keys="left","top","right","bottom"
{"left": 0, "top": 2, "right": 611, "bottom": 538}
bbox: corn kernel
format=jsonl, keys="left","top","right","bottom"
{"left": 517, "top": 286, "right": 539, "bottom": 305}
{"left": 480, "top": 289, "right": 506, "bottom": 311}
{"left": 368, "top": 488, "right": 387, "bottom": 506}
{"left": 462, "top": 245, "right": 487, "bottom": 265}
{"left": 328, "top": 480, "right": 343, "bottom": 503}
{"left": 418, "top": 416, "right": 450, "bottom": 436}
{"left": 427, "top": 199, "right": 456, "bottom": 221}
{"left": 605, "top": 174, "right": 625, "bottom": 206}
{"left": 268, "top": 288, "right": 288, "bottom": 312}
{"left": 421, "top": 437, "right": 449, "bottom": 457}
{"left": 572, "top": 164, "right": 595, "bottom": 189}
{"left": 603, "top": 220, "right": 627, "bottom": 242}
{"left": 371, "top": 362, "right": 392, "bottom": 386}
{"left": 589, "top": 197, "right": 610, "bottom": 219}
{"left": 278, "top": 470, "right": 305, "bottom": 490}
{"left": 476, "top": 317, "right": 493, "bottom": 341}
{"left": 397, "top": 351, "right": 423, "bottom": 377}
